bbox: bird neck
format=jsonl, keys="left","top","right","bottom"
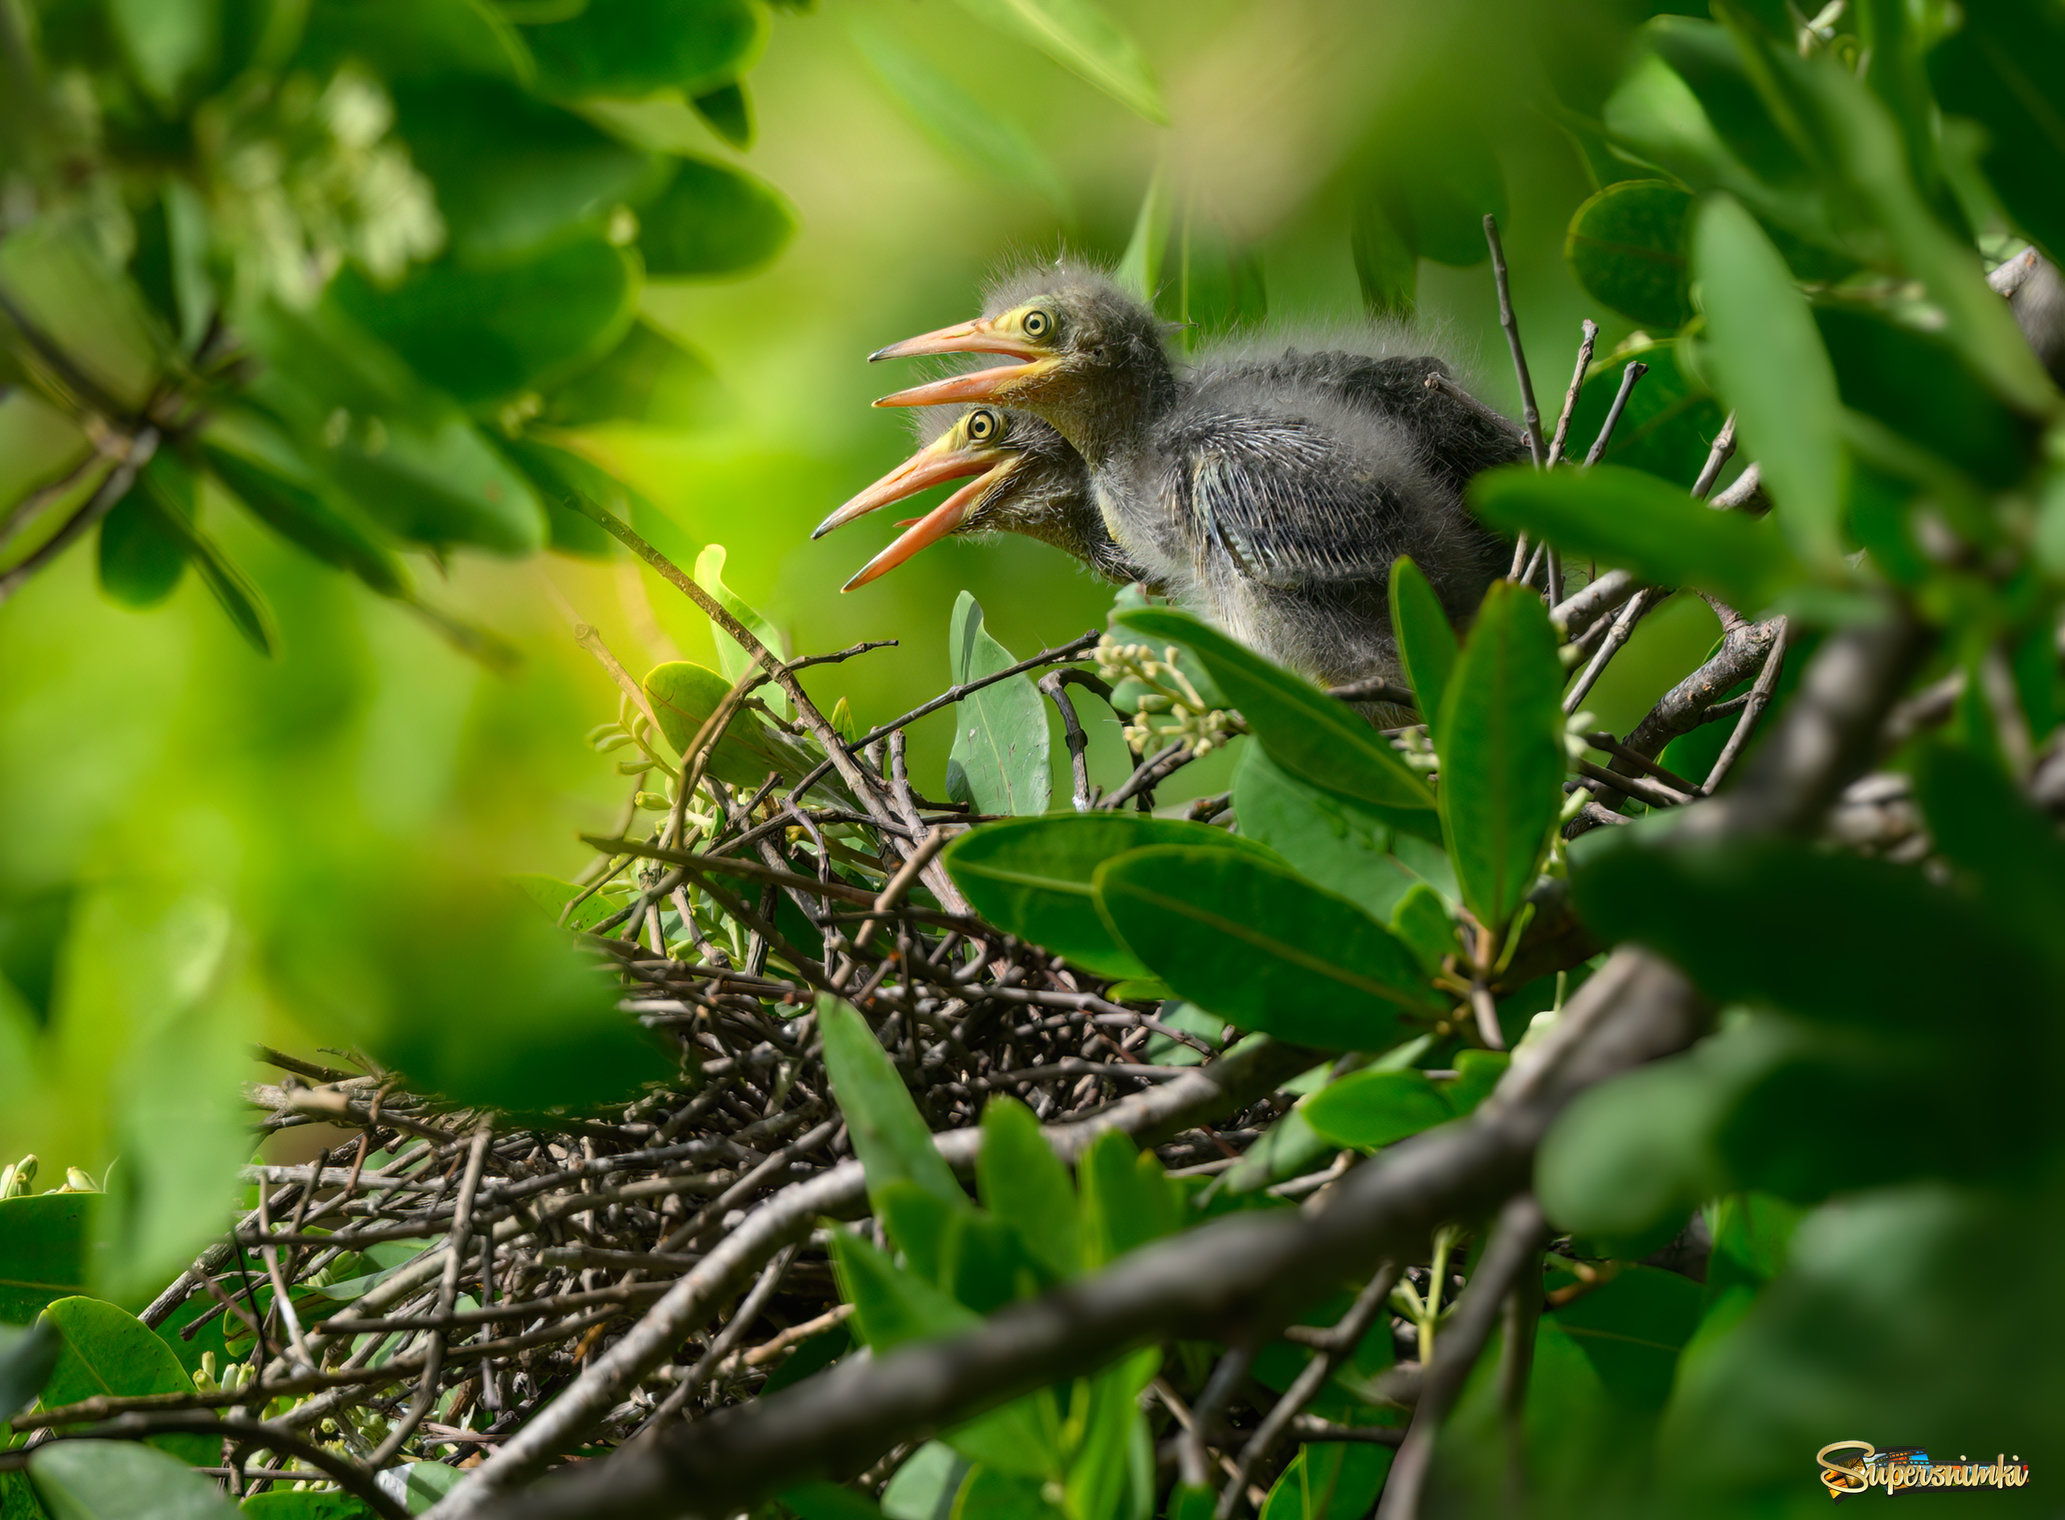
{"left": 1064, "top": 357, "right": 1178, "bottom": 470}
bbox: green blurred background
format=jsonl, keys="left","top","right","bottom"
{"left": 0, "top": 0, "right": 1721, "bottom": 1283}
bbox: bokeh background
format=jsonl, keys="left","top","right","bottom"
{"left": 0, "top": 0, "right": 1720, "bottom": 1279}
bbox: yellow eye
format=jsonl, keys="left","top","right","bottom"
{"left": 1022, "top": 309, "right": 1052, "bottom": 340}
{"left": 966, "top": 408, "right": 999, "bottom": 442}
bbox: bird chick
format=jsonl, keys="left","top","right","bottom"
{"left": 813, "top": 403, "right": 1146, "bottom": 590}
{"left": 869, "top": 261, "right": 1515, "bottom": 687}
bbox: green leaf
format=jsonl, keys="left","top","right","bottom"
{"left": 299, "top": 0, "right": 528, "bottom": 84}
{"left": 1388, "top": 883, "right": 1453, "bottom": 977}
{"left": 1061, "top": 1347, "right": 1159, "bottom": 1520}
{"left": 1815, "top": 304, "right": 2031, "bottom": 490}
{"left": 819, "top": 999, "right": 966, "bottom": 1211}
{"left": 953, "top": 1468, "right": 1065, "bottom": 1520}
{"left": 489, "top": 434, "right": 626, "bottom": 559}
{"left": 691, "top": 82, "right": 753, "bottom": 149}
{"left": 540, "top": 319, "right": 715, "bottom": 429}
{"left": 944, "top": 593, "right": 1050, "bottom": 818}
{"left": 1116, "top": 607, "right": 1434, "bottom": 813}
{"left": 1569, "top": 831, "right": 2053, "bottom": 1038}
{"left": 1690, "top": 194, "right": 1846, "bottom": 573}
{"left": 780, "top": 1481, "right": 885, "bottom": 1520}
{"left": 0, "top": 1322, "right": 59, "bottom": 1419}
{"left": 1303, "top": 1068, "right": 1452, "bottom": 1150}
{"left": 639, "top": 158, "right": 796, "bottom": 278}
{"left": 1442, "top": 1049, "right": 1508, "bottom": 1115}
{"left": 239, "top": 1495, "right": 377, "bottom": 1519}
{"left": 976, "top": 1097, "right": 1081, "bottom": 1281}
{"left": 1258, "top": 1443, "right": 1391, "bottom": 1520}
{"left": 1565, "top": 180, "right": 1692, "bottom": 331}
{"left": 179, "top": 525, "right": 278, "bottom": 657}
{"left": 846, "top": 15, "right": 1067, "bottom": 209}
{"left": 943, "top": 813, "right": 1276, "bottom": 979}
{"left": 875, "top": 1181, "right": 958, "bottom": 1287}
{"left": 523, "top": 0, "right": 763, "bottom": 99}
{"left": 880, "top": 1443, "right": 970, "bottom": 1520}
{"left": 1094, "top": 846, "right": 1442, "bottom": 1050}
{"left": 333, "top": 237, "right": 639, "bottom": 408}
{"left": 27, "top": 1442, "right": 236, "bottom": 1520}
{"left": 1230, "top": 748, "right": 1437, "bottom": 923}
{"left": 1931, "top": 0, "right": 2065, "bottom": 267}
{"left": 1470, "top": 463, "right": 1802, "bottom": 611}
{"left": 105, "top": 0, "right": 219, "bottom": 109}
{"left": 0, "top": 1194, "right": 91, "bottom": 1325}
{"left": 391, "top": 77, "right": 656, "bottom": 264}
{"left": 96, "top": 454, "right": 193, "bottom": 609}
{"left": 1115, "top": 167, "right": 1171, "bottom": 305}
{"left": 1349, "top": 193, "right": 1417, "bottom": 319}
{"left": 198, "top": 430, "right": 407, "bottom": 598}
{"left": 951, "top": 0, "right": 1168, "bottom": 125}
{"left": 1388, "top": 557, "right": 1458, "bottom": 723}
{"left": 1221, "top": 1100, "right": 1334, "bottom": 1197}
{"left": 1076, "top": 1131, "right": 1174, "bottom": 1268}
{"left": 329, "top": 419, "right": 548, "bottom": 556}
{"left": 694, "top": 544, "right": 788, "bottom": 718}
{"left": 37, "top": 1299, "right": 212, "bottom": 1464}
{"left": 1434, "top": 582, "right": 1566, "bottom": 933}
{"left": 1562, "top": 339, "right": 1726, "bottom": 486}
{"left": 643, "top": 660, "right": 836, "bottom": 796}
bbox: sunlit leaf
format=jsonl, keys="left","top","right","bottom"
{"left": 944, "top": 592, "right": 1050, "bottom": 818}
{"left": 37, "top": 1298, "right": 213, "bottom": 1464}
{"left": 1094, "top": 846, "right": 1442, "bottom": 1050}
{"left": 944, "top": 813, "right": 1277, "bottom": 979}
{"left": 28, "top": 1441, "right": 235, "bottom": 1519}
{"left": 1389, "top": 557, "right": 1458, "bottom": 723}
{"left": 819, "top": 998, "right": 966, "bottom": 1211}
{"left": 1230, "top": 748, "right": 1440, "bottom": 923}
{"left": 976, "top": 1097, "right": 1081, "bottom": 1281}
{"left": 1434, "top": 582, "right": 1565, "bottom": 932}
{"left": 0, "top": 1198, "right": 88, "bottom": 1327}
{"left": 1302, "top": 1068, "right": 1452, "bottom": 1150}
{"left": 1565, "top": 180, "right": 1692, "bottom": 331}
{"left": 952, "top": 0, "right": 1167, "bottom": 125}
{"left": 694, "top": 544, "right": 788, "bottom": 718}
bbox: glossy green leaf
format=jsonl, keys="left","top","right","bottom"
{"left": 1931, "top": 0, "right": 2065, "bottom": 267}
{"left": 876, "top": 1180, "right": 958, "bottom": 1287}
{"left": 524, "top": 0, "right": 763, "bottom": 99}
{"left": 1094, "top": 846, "right": 1442, "bottom": 1050}
{"left": 1565, "top": 180, "right": 1692, "bottom": 330}
{"left": 1116, "top": 607, "right": 1434, "bottom": 813}
{"left": 1259, "top": 1443, "right": 1390, "bottom": 1520}
{"left": 695, "top": 544, "right": 788, "bottom": 718}
{"left": 1562, "top": 340, "right": 1725, "bottom": 485}
{"left": 0, "top": 1322, "right": 59, "bottom": 1419}
{"left": 1230, "top": 748, "right": 1437, "bottom": 923}
{"left": 391, "top": 76, "right": 656, "bottom": 263}
{"left": 1076, "top": 1131, "right": 1174, "bottom": 1267}
{"left": 944, "top": 812, "right": 1276, "bottom": 979}
{"left": 239, "top": 1495, "right": 377, "bottom": 1520}
{"left": 976, "top": 1097, "right": 1081, "bottom": 1280}
{"left": 333, "top": 237, "right": 639, "bottom": 408}
{"left": 199, "top": 430, "right": 407, "bottom": 598}
{"left": 1062, "top": 1346, "right": 1158, "bottom": 1520}
{"left": 1302, "top": 1068, "right": 1452, "bottom": 1150}
{"left": 639, "top": 158, "right": 796, "bottom": 278}
{"left": 819, "top": 999, "right": 966, "bottom": 1211}
{"left": 96, "top": 454, "right": 193, "bottom": 609}
{"left": 1434, "top": 582, "right": 1566, "bottom": 933}
{"left": 1388, "top": 557, "right": 1457, "bottom": 723}
{"left": 691, "top": 81, "right": 753, "bottom": 148}
{"left": 27, "top": 1442, "right": 235, "bottom": 1520}
{"left": 944, "top": 592, "right": 1050, "bottom": 818}
{"left": 489, "top": 434, "right": 625, "bottom": 559}
{"left": 781, "top": 1481, "right": 886, "bottom": 1520}
{"left": 846, "top": 15, "right": 1067, "bottom": 209}
{"left": 540, "top": 319, "right": 716, "bottom": 429}
{"left": 1442, "top": 1049, "right": 1507, "bottom": 1115}
{"left": 1388, "top": 883, "right": 1453, "bottom": 977}
{"left": 1814, "top": 304, "right": 2031, "bottom": 489}
{"left": 643, "top": 660, "right": 830, "bottom": 793}
{"left": 952, "top": 0, "right": 1168, "bottom": 125}
{"left": 879, "top": 1442, "right": 969, "bottom": 1520}
{"left": 1691, "top": 195, "right": 1846, "bottom": 573}
{"left": 1471, "top": 463, "right": 1802, "bottom": 611}
{"left": 0, "top": 1194, "right": 92, "bottom": 1324}
{"left": 1570, "top": 831, "right": 2055, "bottom": 1038}
{"left": 37, "top": 1299, "right": 212, "bottom": 1464}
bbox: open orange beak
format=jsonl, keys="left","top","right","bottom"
{"left": 824, "top": 445, "right": 1024, "bottom": 592}
{"left": 869, "top": 316, "right": 1042, "bottom": 364}
{"left": 868, "top": 317, "right": 1061, "bottom": 409}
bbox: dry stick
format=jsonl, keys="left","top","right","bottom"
{"left": 1039, "top": 670, "right": 1099, "bottom": 812}
{"left": 0, "top": 1412, "right": 412, "bottom": 1520}
{"left": 1521, "top": 356, "right": 1647, "bottom": 591}
{"left": 1702, "top": 619, "right": 1791, "bottom": 794}
{"left": 641, "top": 1242, "right": 801, "bottom": 1429}
{"left": 1544, "top": 320, "right": 1599, "bottom": 469}
{"left": 561, "top": 496, "right": 969, "bottom": 915}
{"left": 1180, "top": 1343, "right": 1256, "bottom": 1492}
{"left": 427, "top": 1036, "right": 1318, "bottom": 1516}
{"left": 0, "top": 429, "right": 157, "bottom": 604}
{"left": 1497, "top": 1239, "right": 1543, "bottom": 1517}
{"left": 369, "top": 1124, "right": 494, "bottom": 1467}
{"left": 1215, "top": 1262, "right": 1404, "bottom": 1520}
{"left": 453, "top": 611, "right": 1933, "bottom": 1520}
{"left": 1487, "top": 217, "right": 1546, "bottom": 598}
{"left": 1374, "top": 1194, "right": 1549, "bottom": 1520}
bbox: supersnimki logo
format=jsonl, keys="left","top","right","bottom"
{"left": 1817, "top": 1442, "right": 2031, "bottom": 1498}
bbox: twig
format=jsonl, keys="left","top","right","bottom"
{"left": 1484, "top": 216, "right": 1545, "bottom": 468}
